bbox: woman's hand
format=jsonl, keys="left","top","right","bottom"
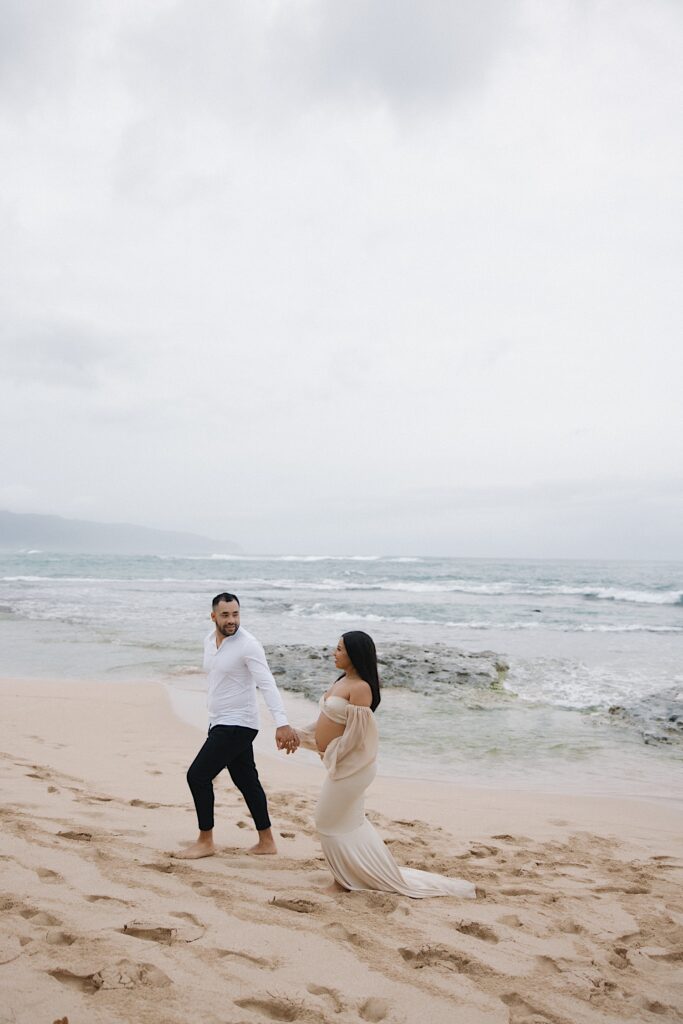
{"left": 275, "top": 725, "right": 300, "bottom": 754}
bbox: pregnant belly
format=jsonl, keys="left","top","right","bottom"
{"left": 314, "top": 714, "right": 345, "bottom": 753}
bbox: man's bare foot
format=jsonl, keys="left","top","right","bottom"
{"left": 172, "top": 831, "right": 215, "bottom": 859}
{"left": 248, "top": 828, "right": 277, "bottom": 855}
{"left": 172, "top": 839, "right": 216, "bottom": 859}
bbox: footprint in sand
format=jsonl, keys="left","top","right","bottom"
{"left": 191, "top": 880, "right": 212, "bottom": 896}
{"left": 19, "top": 909, "right": 61, "bottom": 926}
{"left": 641, "top": 948, "right": 683, "bottom": 963}
{"left": 307, "top": 983, "right": 344, "bottom": 1013}
{"left": 57, "top": 831, "right": 92, "bottom": 842}
{"left": 218, "top": 948, "right": 275, "bottom": 968}
{"left": 468, "top": 844, "right": 500, "bottom": 858}
{"left": 45, "top": 929, "right": 76, "bottom": 946}
{"left": 269, "top": 897, "right": 318, "bottom": 915}
{"left": 141, "top": 861, "right": 175, "bottom": 874}
{"left": 498, "top": 914, "right": 523, "bottom": 928}
{"left": 279, "top": 831, "right": 296, "bottom": 839}
{"left": 122, "top": 914, "right": 204, "bottom": 944}
{"left": 349, "top": 891, "right": 401, "bottom": 914}
{"left": 84, "top": 894, "right": 130, "bottom": 905}
{"left": 501, "top": 990, "right": 565, "bottom": 1024}
{"left": 129, "top": 799, "right": 160, "bottom": 809}
{"left": 234, "top": 995, "right": 301, "bottom": 1021}
{"left": 641, "top": 998, "right": 678, "bottom": 1016}
{"left": 558, "top": 919, "right": 584, "bottom": 935}
{"left": 35, "top": 868, "right": 62, "bottom": 884}
{"left": 50, "top": 959, "right": 171, "bottom": 992}
{"left": 454, "top": 920, "right": 499, "bottom": 943}
{"left": 0, "top": 933, "right": 23, "bottom": 965}
{"left": 399, "top": 944, "right": 494, "bottom": 979}
{"left": 48, "top": 969, "right": 100, "bottom": 994}
{"left": 593, "top": 884, "right": 651, "bottom": 895}
{"left": 324, "top": 922, "right": 363, "bottom": 947}
{"left": 121, "top": 922, "right": 177, "bottom": 945}
{"left": 171, "top": 910, "right": 203, "bottom": 926}
{"left": 359, "top": 997, "right": 390, "bottom": 1022}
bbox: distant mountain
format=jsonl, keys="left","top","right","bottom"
{"left": 0, "top": 510, "right": 238, "bottom": 555}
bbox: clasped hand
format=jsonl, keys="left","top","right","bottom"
{"left": 275, "top": 725, "right": 300, "bottom": 754}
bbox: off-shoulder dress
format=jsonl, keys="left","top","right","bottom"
{"left": 298, "top": 694, "right": 476, "bottom": 899}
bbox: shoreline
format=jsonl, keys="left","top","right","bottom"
{"left": 4, "top": 669, "right": 683, "bottom": 808}
{"left": 3, "top": 672, "right": 682, "bottom": 850}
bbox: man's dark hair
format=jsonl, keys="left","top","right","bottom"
{"left": 212, "top": 592, "right": 240, "bottom": 608}
{"left": 339, "top": 630, "right": 381, "bottom": 712}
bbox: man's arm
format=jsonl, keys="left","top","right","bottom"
{"left": 244, "top": 642, "right": 299, "bottom": 752}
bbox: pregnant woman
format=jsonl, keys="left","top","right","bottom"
{"left": 297, "top": 630, "right": 476, "bottom": 899}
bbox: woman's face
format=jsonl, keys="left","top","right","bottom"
{"left": 334, "top": 637, "right": 352, "bottom": 672}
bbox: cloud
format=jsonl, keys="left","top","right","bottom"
{"left": 1, "top": 320, "right": 129, "bottom": 389}
{"left": 0, "top": 2, "right": 681, "bottom": 555}
{"left": 121, "top": 0, "right": 518, "bottom": 129}
{"left": 271, "top": 0, "right": 518, "bottom": 112}
{"left": 257, "top": 478, "right": 683, "bottom": 558}
{"left": 0, "top": 0, "right": 90, "bottom": 108}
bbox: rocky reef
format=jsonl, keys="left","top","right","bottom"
{"left": 264, "top": 642, "right": 509, "bottom": 700}
{"left": 608, "top": 685, "right": 683, "bottom": 745}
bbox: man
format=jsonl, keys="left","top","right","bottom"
{"left": 174, "top": 592, "right": 299, "bottom": 859}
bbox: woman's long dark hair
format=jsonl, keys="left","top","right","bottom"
{"left": 339, "top": 630, "right": 381, "bottom": 712}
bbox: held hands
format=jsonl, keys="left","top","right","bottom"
{"left": 275, "top": 725, "right": 300, "bottom": 755}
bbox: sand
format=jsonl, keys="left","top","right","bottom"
{"left": 0, "top": 677, "right": 682, "bottom": 1024}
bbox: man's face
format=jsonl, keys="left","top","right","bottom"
{"left": 211, "top": 599, "right": 240, "bottom": 638}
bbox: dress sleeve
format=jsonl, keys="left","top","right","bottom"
{"left": 323, "top": 706, "right": 378, "bottom": 780}
{"left": 295, "top": 721, "right": 321, "bottom": 752}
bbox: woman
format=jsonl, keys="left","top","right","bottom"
{"left": 296, "top": 631, "right": 476, "bottom": 899}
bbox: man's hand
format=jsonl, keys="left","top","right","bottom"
{"left": 275, "top": 725, "right": 300, "bottom": 755}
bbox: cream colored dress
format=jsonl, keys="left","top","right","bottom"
{"left": 298, "top": 695, "right": 476, "bottom": 899}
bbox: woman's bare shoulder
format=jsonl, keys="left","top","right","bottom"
{"left": 348, "top": 679, "right": 373, "bottom": 707}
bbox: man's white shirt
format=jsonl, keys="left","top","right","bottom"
{"left": 203, "top": 626, "right": 288, "bottom": 730}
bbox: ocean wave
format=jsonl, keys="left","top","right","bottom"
{"left": 368, "top": 581, "right": 683, "bottom": 604}
{"left": 245, "top": 578, "right": 683, "bottom": 603}
{"left": 2, "top": 575, "right": 139, "bottom": 583}
{"left": 3, "top": 572, "right": 679, "bottom": 606}
{"left": 580, "top": 586, "right": 683, "bottom": 606}
{"left": 156, "top": 553, "right": 424, "bottom": 564}
{"left": 285, "top": 605, "right": 683, "bottom": 633}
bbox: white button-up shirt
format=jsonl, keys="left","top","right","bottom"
{"left": 203, "top": 626, "right": 288, "bottom": 730}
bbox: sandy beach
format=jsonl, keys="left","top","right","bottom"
{"left": 1, "top": 678, "right": 682, "bottom": 1024}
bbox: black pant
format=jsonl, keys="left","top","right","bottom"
{"left": 186, "top": 725, "right": 271, "bottom": 833}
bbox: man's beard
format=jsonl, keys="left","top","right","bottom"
{"left": 219, "top": 623, "right": 238, "bottom": 637}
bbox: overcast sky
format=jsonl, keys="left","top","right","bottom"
{"left": 1, "top": 0, "right": 681, "bottom": 558}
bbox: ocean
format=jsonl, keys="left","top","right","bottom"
{"left": 1, "top": 552, "right": 681, "bottom": 801}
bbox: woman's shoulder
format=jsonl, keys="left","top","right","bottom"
{"left": 348, "top": 678, "right": 373, "bottom": 707}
